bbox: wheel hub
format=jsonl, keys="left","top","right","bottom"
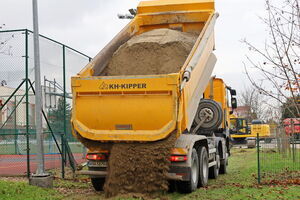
{"left": 199, "top": 108, "right": 214, "bottom": 122}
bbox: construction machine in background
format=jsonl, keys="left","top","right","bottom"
{"left": 230, "top": 116, "right": 272, "bottom": 148}
{"left": 71, "top": 0, "right": 237, "bottom": 193}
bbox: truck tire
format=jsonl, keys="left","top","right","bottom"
{"left": 176, "top": 148, "right": 199, "bottom": 193}
{"left": 209, "top": 148, "right": 220, "bottom": 179}
{"left": 198, "top": 146, "right": 209, "bottom": 187}
{"left": 265, "top": 138, "right": 272, "bottom": 143}
{"left": 247, "top": 139, "right": 256, "bottom": 149}
{"left": 91, "top": 178, "right": 105, "bottom": 191}
{"left": 219, "top": 146, "right": 228, "bottom": 174}
{"left": 168, "top": 180, "right": 176, "bottom": 192}
{"left": 194, "top": 99, "right": 223, "bottom": 131}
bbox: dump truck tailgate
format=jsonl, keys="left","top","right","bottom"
{"left": 71, "top": 74, "right": 180, "bottom": 142}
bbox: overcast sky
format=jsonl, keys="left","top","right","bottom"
{"left": 0, "top": 0, "right": 267, "bottom": 92}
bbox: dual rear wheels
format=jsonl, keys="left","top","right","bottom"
{"left": 176, "top": 146, "right": 208, "bottom": 193}
{"left": 176, "top": 145, "right": 227, "bottom": 193}
{"left": 219, "top": 145, "right": 228, "bottom": 174}
{"left": 209, "top": 148, "right": 220, "bottom": 179}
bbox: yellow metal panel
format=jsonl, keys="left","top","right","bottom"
{"left": 138, "top": 0, "right": 214, "bottom": 14}
{"left": 71, "top": 74, "right": 180, "bottom": 142}
{"left": 171, "top": 148, "right": 188, "bottom": 155}
{"left": 251, "top": 124, "right": 271, "bottom": 138}
{"left": 231, "top": 124, "right": 271, "bottom": 138}
{"left": 139, "top": 12, "right": 210, "bottom": 26}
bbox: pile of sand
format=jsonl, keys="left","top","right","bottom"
{"left": 104, "top": 134, "right": 176, "bottom": 198}
{"left": 103, "top": 28, "right": 197, "bottom": 76}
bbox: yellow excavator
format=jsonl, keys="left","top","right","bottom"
{"left": 72, "top": 0, "right": 237, "bottom": 193}
{"left": 230, "top": 115, "right": 271, "bottom": 148}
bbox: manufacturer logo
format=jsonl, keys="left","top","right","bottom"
{"left": 99, "top": 82, "right": 147, "bottom": 90}
{"left": 99, "top": 82, "right": 109, "bottom": 90}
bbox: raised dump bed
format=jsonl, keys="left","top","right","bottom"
{"left": 71, "top": 0, "right": 217, "bottom": 142}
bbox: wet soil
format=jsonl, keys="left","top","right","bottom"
{"left": 104, "top": 134, "right": 176, "bottom": 198}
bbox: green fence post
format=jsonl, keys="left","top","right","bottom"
{"left": 25, "top": 29, "right": 31, "bottom": 178}
{"left": 257, "top": 133, "right": 261, "bottom": 184}
{"left": 14, "top": 96, "right": 18, "bottom": 155}
{"left": 62, "top": 45, "right": 66, "bottom": 179}
{"left": 291, "top": 120, "right": 296, "bottom": 163}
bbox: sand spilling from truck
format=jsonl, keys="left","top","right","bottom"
{"left": 103, "top": 28, "right": 198, "bottom": 76}
{"left": 104, "top": 134, "right": 176, "bottom": 198}
{"left": 101, "top": 29, "right": 197, "bottom": 197}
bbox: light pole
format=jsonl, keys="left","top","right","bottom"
{"left": 29, "top": 0, "right": 53, "bottom": 188}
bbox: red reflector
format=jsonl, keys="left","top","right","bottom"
{"left": 170, "top": 155, "right": 187, "bottom": 162}
{"left": 86, "top": 154, "right": 106, "bottom": 161}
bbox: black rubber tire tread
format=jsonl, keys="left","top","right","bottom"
{"left": 195, "top": 99, "right": 223, "bottom": 131}
{"left": 198, "top": 146, "right": 209, "bottom": 187}
{"left": 209, "top": 148, "right": 220, "bottom": 179}
{"left": 176, "top": 148, "right": 199, "bottom": 193}
{"left": 219, "top": 146, "right": 228, "bottom": 174}
{"left": 168, "top": 181, "right": 176, "bottom": 193}
{"left": 265, "top": 138, "right": 272, "bottom": 143}
{"left": 91, "top": 178, "right": 105, "bottom": 191}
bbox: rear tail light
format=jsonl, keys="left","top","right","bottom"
{"left": 170, "top": 155, "right": 187, "bottom": 162}
{"left": 86, "top": 153, "right": 108, "bottom": 161}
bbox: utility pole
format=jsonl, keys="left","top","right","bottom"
{"left": 29, "top": 0, "right": 53, "bottom": 188}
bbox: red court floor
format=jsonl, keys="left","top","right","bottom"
{"left": 0, "top": 153, "right": 85, "bottom": 176}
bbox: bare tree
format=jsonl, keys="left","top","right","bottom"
{"left": 238, "top": 86, "right": 268, "bottom": 122}
{"left": 0, "top": 23, "right": 5, "bottom": 30}
{"left": 0, "top": 23, "right": 13, "bottom": 56}
{"left": 0, "top": 23, "right": 10, "bottom": 85}
{"left": 243, "top": 0, "right": 300, "bottom": 119}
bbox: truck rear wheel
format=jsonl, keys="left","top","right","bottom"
{"left": 176, "top": 148, "right": 199, "bottom": 193}
{"left": 265, "top": 138, "right": 272, "bottom": 143}
{"left": 91, "top": 178, "right": 105, "bottom": 191}
{"left": 198, "top": 146, "right": 209, "bottom": 187}
{"left": 219, "top": 146, "right": 228, "bottom": 174}
{"left": 209, "top": 148, "right": 220, "bottom": 179}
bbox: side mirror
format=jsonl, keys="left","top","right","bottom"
{"left": 230, "top": 89, "right": 237, "bottom": 96}
{"left": 231, "top": 98, "right": 237, "bottom": 109}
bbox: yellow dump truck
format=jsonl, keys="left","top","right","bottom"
{"left": 72, "top": 0, "right": 237, "bottom": 193}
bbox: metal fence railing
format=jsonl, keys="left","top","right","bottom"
{"left": 257, "top": 126, "right": 300, "bottom": 184}
{"left": 0, "top": 29, "right": 91, "bottom": 178}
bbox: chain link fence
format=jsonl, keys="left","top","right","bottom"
{"left": 257, "top": 124, "right": 300, "bottom": 185}
{"left": 0, "top": 29, "right": 91, "bottom": 177}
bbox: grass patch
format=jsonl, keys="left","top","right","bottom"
{"left": 260, "top": 149, "right": 300, "bottom": 173}
{"left": 0, "top": 180, "right": 62, "bottom": 200}
{"left": 0, "top": 148, "right": 299, "bottom": 200}
{"left": 168, "top": 148, "right": 300, "bottom": 200}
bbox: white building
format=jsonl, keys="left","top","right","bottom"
{"left": 0, "top": 86, "right": 35, "bottom": 128}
